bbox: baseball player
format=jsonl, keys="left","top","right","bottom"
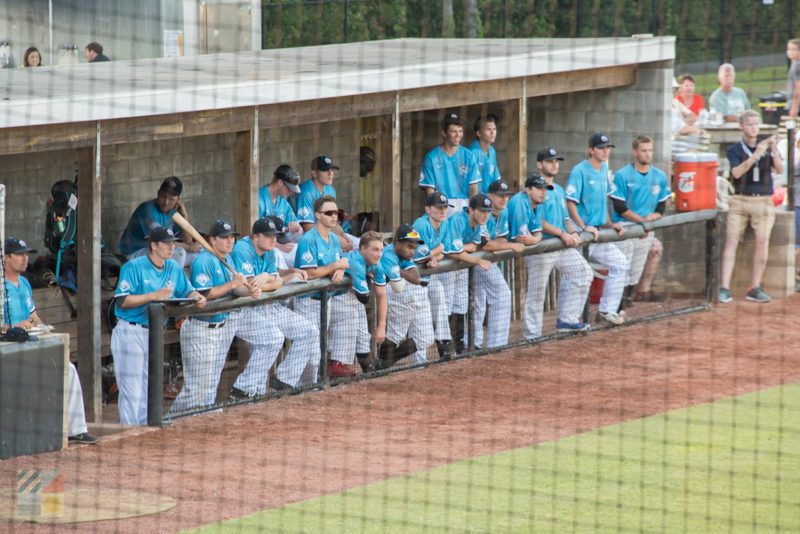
{"left": 333, "top": 231, "right": 388, "bottom": 374}
{"left": 530, "top": 147, "right": 594, "bottom": 336}
{"left": 296, "top": 155, "right": 358, "bottom": 252}
{"left": 258, "top": 164, "right": 305, "bottom": 267}
{"left": 412, "top": 191, "right": 455, "bottom": 359}
{"left": 565, "top": 132, "right": 630, "bottom": 325}
{"left": 372, "top": 224, "right": 435, "bottom": 369}
{"left": 294, "top": 195, "right": 355, "bottom": 378}
{"left": 419, "top": 113, "right": 482, "bottom": 216}
{"left": 118, "top": 176, "right": 201, "bottom": 267}
{"left": 112, "top": 226, "right": 207, "bottom": 425}
{"left": 3, "top": 237, "right": 99, "bottom": 444}
{"left": 610, "top": 135, "right": 671, "bottom": 308}
{"left": 168, "top": 220, "right": 275, "bottom": 415}
{"left": 469, "top": 114, "right": 502, "bottom": 195}
{"left": 474, "top": 180, "right": 525, "bottom": 348}
{"left": 443, "top": 194, "right": 493, "bottom": 352}
{"left": 230, "top": 216, "right": 321, "bottom": 394}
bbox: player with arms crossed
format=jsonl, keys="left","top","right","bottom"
{"left": 112, "top": 226, "right": 206, "bottom": 425}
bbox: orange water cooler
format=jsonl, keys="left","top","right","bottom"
{"left": 673, "top": 152, "right": 719, "bottom": 211}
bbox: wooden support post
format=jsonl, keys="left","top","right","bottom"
{"left": 378, "top": 94, "right": 402, "bottom": 231}
{"left": 75, "top": 127, "right": 102, "bottom": 422}
{"left": 503, "top": 86, "right": 528, "bottom": 319}
{"left": 235, "top": 109, "right": 259, "bottom": 235}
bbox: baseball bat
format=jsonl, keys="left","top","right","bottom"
{"left": 171, "top": 212, "right": 237, "bottom": 274}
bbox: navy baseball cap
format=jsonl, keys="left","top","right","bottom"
{"left": 311, "top": 155, "right": 339, "bottom": 172}
{"left": 425, "top": 191, "right": 454, "bottom": 208}
{"left": 525, "top": 174, "right": 554, "bottom": 190}
{"left": 395, "top": 224, "right": 424, "bottom": 243}
{"left": 252, "top": 216, "right": 283, "bottom": 237}
{"left": 469, "top": 194, "right": 493, "bottom": 211}
{"left": 487, "top": 179, "right": 513, "bottom": 196}
{"left": 5, "top": 237, "right": 37, "bottom": 255}
{"left": 589, "top": 132, "right": 615, "bottom": 149}
{"left": 441, "top": 112, "right": 462, "bottom": 129}
{"left": 537, "top": 146, "right": 565, "bottom": 162}
{"left": 266, "top": 215, "right": 290, "bottom": 244}
{"left": 148, "top": 226, "right": 178, "bottom": 243}
{"left": 208, "top": 220, "right": 239, "bottom": 238}
{"left": 159, "top": 176, "right": 183, "bottom": 196}
{"left": 274, "top": 165, "right": 301, "bottom": 194}
{"left": 1, "top": 326, "right": 36, "bottom": 342}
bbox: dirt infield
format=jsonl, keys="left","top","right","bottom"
{"left": 2, "top": 294, "right": 799, "bottom": 533}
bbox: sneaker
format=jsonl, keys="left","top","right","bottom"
{"left": 745, "top": 286, "right": 771, "bottom": 303}
{"left": 269, "top": 377, "right": 293, "bottom": 391}
{"left": 633, "top": 290, "right": 666, "bottom": 303}
{"left": 595, "top": 311, "right": 626, "bottom": 325}
{"left": 68, "top": 432, "right": 99, "bottom": 444}
{"left": 556, "top": 321, "right": 591, "bottom": 333}
{"left": 718, "top": 287, "right": 732, "bottom": 303}
{"left": 229, "top": 386, "right": 257, "bottom": 402}
{"left": 327, "top": 360, "right": 358, "bottom": 378}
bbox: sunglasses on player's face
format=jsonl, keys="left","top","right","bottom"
{"left": 318, "top": 209, "right": 338, "bottom": 217}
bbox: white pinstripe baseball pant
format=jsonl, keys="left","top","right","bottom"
{"left": 472, "top": 263, "right": 512, "bottom": 348}
{"left": 615, "top": 233, "right": 656, "bottom": 287}
{"left": 111, "top": 319, "right": 150, "bottom": 425}
{"left": 259, "top": 302, "right": 320, "bottom": 386}
{"left": 588, "top": 242, "right": 630, "bottom": 314}
{"left": 442, "top": 269, "right": 469, "bottom": 314}
{"left": 523, "top": 248, "right": 593, "bottom": 339}
{"left": 230, "top": 308, "right": 285, "bottom": 396}
{"left": 426, "top": 274, "right": 452, "bottom": 340}
{"left": 386, "top": 282, "right": 435, "bottom": 364}
{"left": 324, "top": 292, "right": 370, "bottom": 365}
{"left": 293, "top": 294, "right": 353, "bottom": 367}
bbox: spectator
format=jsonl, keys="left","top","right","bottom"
{"left": 84, "top": 42, "right": 110, "bottom": 62}
{"left": 22, "top": 47, "right": 42, "bottom": 67}
{"left": 676, "top": 73, "right": 704, "bottom": 115}
{"left": 786, "top": 38, "right": 800, "bottom": 117}
{"left": 709, "top": 64, "right": 750, "bottom": 123}
{"left": 672, "top": 78, "right": 705, "bottom": 137}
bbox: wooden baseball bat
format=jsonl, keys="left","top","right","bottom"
{"left": 171, "top": 212, "right": 237, "bottom": 274}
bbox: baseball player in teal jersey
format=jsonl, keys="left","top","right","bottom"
{"left": 373, "top": 225, "right": 434, "bottom": 369}
{"left": 294, "top": 194, "right": 355, "bottom": 378}
{"left": 3, "top": 237, "right": 98, "bottom": 443}
{"left": 419, "top": 113, "right": 482, "bottom": 215}
{"left": 474, "top": 180, "right": 525, "bottom": 348}
{"left": 230, "top": 216, "right": 320, "bottom": 394}
{"left": 533, "top": 147, "right": 594, "bottom": 336}
{"left": 566, "top": 132, "right": 630, "bottom": 326}
{"left": 444, "top": 194, "right": 493, "bottom": 352}
{"left": 610, "top": 135, "right": 671, "bottom": 307}
{"left": 118, "top": 177, "right": 201, "bottom": 267}
{"left": 335, "top": 231, "right": 388, "bottom": 374}
{"left": 112, "top": 226, "right": 206, "bottom": 425}
{"left": 469, "top": 114, "right": 502, "bottom": 194}
{"left": 258, "top": 165, "right": 305, "bottom": 267}
{"left": 412, "top": 192, "right": 455, "bottom": 358}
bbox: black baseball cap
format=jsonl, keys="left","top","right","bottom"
{"left": 311, "top": 155, "right": 339, "bottom": 172}
{"left": 159, "top": 176, "right": 183, "bottom": 196}
{"left": 425, "top": 191, "right": 454, "bottom": 208}
{"left": 252, "top": 216, "right": 283, "bottom": 237}
{"left": 395, "top": 224, "right": 424, "bottom": 243}
{"left": 274, "top": 165, "right": 301, "bottom": 194}
{"left": 441, "top": 112, "right": 462, "bottom": 129}
{"left": 266, "top": 215, "right": 290, "bottom": 244}
{"left": 487, "top": 179, "right": 513, "bottom": 196}
{"left": 5, "top": 237, "right": 37, "bottom": 255}
{"left": 1, "top": 326, "right": 36, "bottom": 342}
{"left": 147, "top": 226, "right": 178, "bottom": 243}
{"left": 525, "top": 174, "right": 554, "bottom": 190}
{"left": 589, "top": 132, "right": 615, "bottom": 149}
{"left": 469, "top": 194, "right": 493, "bottom": 211}
{"left": 537, "top": 147, "right": 565, "bottom": 162}
{"left": 208, "top": 220, "right": 239, "bottom": 238}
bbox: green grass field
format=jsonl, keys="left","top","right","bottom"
{"left": 186, "top": 383, "right": 800, "bottom": 534}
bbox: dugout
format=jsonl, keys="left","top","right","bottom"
{"left": 0, "top": 36, "right": 675, "bottom": 422}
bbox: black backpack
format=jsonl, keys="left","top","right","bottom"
{"left": 44, "top": 179, "right": 78, "bottom": 279}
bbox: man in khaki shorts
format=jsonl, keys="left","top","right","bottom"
{"left": 719, "top": 110, "right": 783, "bottom": 303}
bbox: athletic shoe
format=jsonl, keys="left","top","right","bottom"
{"left": 745, "top": 286, "right": 771, "bottom": 303}
{"left": 229, "top": 386, "right": 257, "bottom": 402}
{"left": 595, "top": 311, "right": 626, "bottom": 325}
{"left": 718, "top": 287, "right": 732, "bottom": 303}
{"left": 68, "top": 432, "right": 99, "bottom": 444}
{"left": 555, "top": 321, "right": 590, "bottom": 333}
{"left": 269, "top": 377, "right": 293, "bottom": 391}
{"left": 633, "top": 290, "right": 666, "bottom": 302}
{"left": 327, "top": 360, "right": 358, "bottom": 378}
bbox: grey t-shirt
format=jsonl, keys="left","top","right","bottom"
{"left": 788, "top": 61, "right": 800, "bottom": 108}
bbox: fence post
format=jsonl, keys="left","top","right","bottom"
{"left": 787, "top": 120, "right": 796, "bottom": 211}
{"left": 319, "top": 289, "right": 329, "bottom": 385}
{"left": 705, "top": 215, "right": 721, "bottom": 305}
{"left": 147, "top": 303, "right": 165, "bottom": 427}
{"left": 467, "top": 266, "right": 475, "bottom": 352}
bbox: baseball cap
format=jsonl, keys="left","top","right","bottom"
{"left": 208, "top": 220, "right": 239, "bottom": 238}
{"left": 469, "top": 194, "right": 493, "bottom": 211}
{"left": 536, "top": 146, "right": 565, "bottom": 162}
{"left": 159, "top": 176, "right": 183, "bottom": 196}
{"left": 274, "top": 164, "right": 301, "bottom": 194}
{"left": 5, "top": 237, "right": 37, "bottom": 255}
{"left": 252, "top": 216, "right": 283, "bottom": 237}
{"left": 148, "top": 226, "right": 178, "bottom": 243}
{"left": 1, "top": 326, "right": 36, "bottom": 342}
{"left": 266, "top": 215, "right": 290, "bottom": 244}
{"left": 441, "top": 112, "right": 462, "bottom": 129}
{"left": 525, "top": 174, "right": 554, "bottom": 190}
{"left": 311, "top": 155, "right": 339, "bottom": 172}
{"left": 425, "top": 191, "right": 454, "bottom": 208}
{"left": 487, "top": 179, "right": 513, "bottom": 195}
{"left": 395, "top": 224, "right": 424, "bottom": 243}
{"left": 589, "top": 132, "right": 615, "bottom": 149}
